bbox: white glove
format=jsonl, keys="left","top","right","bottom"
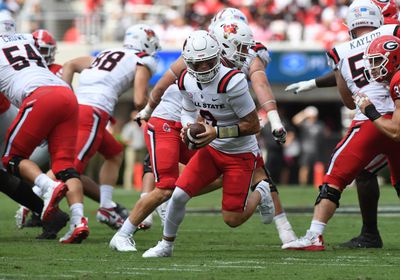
{"left": 267, "top": 110, "right": 287, "bottom": 145}
{"left": 285, "top": 79, "right": 317, "bottom": 94}
{"left": 135, "top": 104, "right": 153, "bottom": 125}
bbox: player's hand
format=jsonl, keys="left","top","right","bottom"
{"left": 180, "top": 124, "right": 191, "bottom": 143}
{"left": 272, "top": 127, "right": 287, "bottom": 145}
{"left": 353, "top": 92, "right": 371, "bottom": 114}
{"left": 194, "top": 122, "right": 217, "bottom": 148}
{"left": 285, "top": 79, "right": 317, "bottom": 94}
{"left": 135, "top": 104, "right": 153, "bottom": 126}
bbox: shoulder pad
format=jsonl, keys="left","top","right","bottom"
{"left": 390, "top": 71, "right": 400, "bottom": 101}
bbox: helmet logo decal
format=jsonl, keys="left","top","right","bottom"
{"left": 223, "top": 23, "right": 238, "bottom": 39}
{"left": 383, "top": 41, "right": 399, "bottom": 50}
{"left": 144, "top": 29, "right": 156, "bottom": 40}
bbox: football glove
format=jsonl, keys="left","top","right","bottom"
{"left": 285, "top": 79, "right": 317, "bottom": 94}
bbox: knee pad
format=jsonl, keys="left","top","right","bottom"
{"left": 355, "top": 170, "right": 376, "bottom": 186}
{"left": 7, "top": 156, "right": 24, "bottom": 178}
{"left": 55, "top": 168, "right": 80, "bottom": 182}
{"left": 314, "top": 183, "right": 341, "bottom": 208}
{"left": 142, "top": 153, "right": 153, "bottom": 177}
{"left": 394, "top": 181, "right": 400, "bottom": 198}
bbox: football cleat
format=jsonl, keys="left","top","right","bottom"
{"left": 339, "top": 233, "right": 383, "bottom": 249}
{"left": 282, "top": 230, "right": 325, "bottom": 251}
{"left": 156, "top": 200, "right": 168, "bottom": 227}
{"left": 256, "top": 182, "right": 275, "bottom": 224}
{"left": 137, "top": 213, "right": 153, "bottom": 231}
{"left": 59, "top": 217, "right": 89, "bottom": 244}
{"left": 142, "top": 240, "right": 173, "bottom": 258}
{"left": 15, "top": 206, "right": 30, "bottom": 229}
{"left": 41, "top": 182, "right": 68, "bottom": 222}
{"left": 115, "top": 203, "right": 129, "bottom": 220}
{"left": 37, "top": 208, "right": 70, "bottom": 240}
{"left": 96, "top": 207, "right": 125, "bottom": 230}
{"left": 109, "top": 231, "right": 137, "bottom": 252}
{"left": 278, "top": 228, "right": 298, "bottom": 246}
{"left": 25, "top": 212, "right": 42, "bottom": 228}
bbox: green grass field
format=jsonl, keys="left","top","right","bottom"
{"left": 1, "top": 185, "right": 399, "bottom": 280}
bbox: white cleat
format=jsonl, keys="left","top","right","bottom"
{"left": 15, "top": 206, "right": 30, "bottom": 229}
{"left": 156, "top": 200, "right": 168, "bottom": 227}
{"left": 282, "top": 230, "right": 325, "bottom": 251}
{"left": 109, "top": 231, "right": 137, "bottom": 252}
{"left": 279, "top": 228, "right": 298, "bottom": 246}
{"left": 256, "top": 182, "right": 275, "bottom": 224}
{"left": 142, "top": 240, "right": 173, "bottom": 258}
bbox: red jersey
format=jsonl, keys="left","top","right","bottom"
{"left": 389, "top": 71, "right": 400, "bottom": 101}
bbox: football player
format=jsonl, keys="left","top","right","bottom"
{"left": 142, "top": 30, "right": 274, "bottom": 258}
{"left": 0, "top": 17, "right": 89, "bottom": 243}
{"left": 284, "top": 0, "right": 400, "bottom": 249}
{"left": 354, "top": 35, "right": 400, "bottom": 144}
{"left": 283, "top": 0, "right": 400, "bottom": 251}
{"left": 61, "top": 24, "right": 160, "bottom": 229}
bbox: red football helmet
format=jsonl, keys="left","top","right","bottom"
{"left": 364, "top": 35, "right": 400, "bottom": 82}
{"left": 32, "top": 29, "right": 56, "bottom": 65}
{"left": 372, "top": 0, "right": 399, "bottom": 18}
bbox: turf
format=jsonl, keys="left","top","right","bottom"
{"left": 0, "top": 185, "right": 399, "bottom": 280}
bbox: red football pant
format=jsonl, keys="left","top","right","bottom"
{"left": 2, "top": 86, "right": 78, "bottom": 174}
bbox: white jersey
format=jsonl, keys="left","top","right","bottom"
{"left": 242, "top": 42, "right": 271, "bottom": 76}
{"left": 179, "top": 65, "right": 259, "bottom": 154}
{"left": 327, "top": 24, "right": 399, "bottom": 120}
{"left": 0, "top": 33, "right": 68, "bottom": 108}
{"left": 76, "top": 48, "right": 157, "bottom": 115}
{"left": 152, "top": 84, "right": 182, "bottom": 122}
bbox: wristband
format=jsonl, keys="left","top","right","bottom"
{"left": 216, "top": 125, "right": 240, "bottom": 138}
{"left": 267, "top": 110, "right": 283, "bottom": 131}
{"left": 364, "top": 104, "right": 381, "bottom": 121}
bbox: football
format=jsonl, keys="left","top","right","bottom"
{"left": 184, "top": 123, "right": 206, "bottom": 149}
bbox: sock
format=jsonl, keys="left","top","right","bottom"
{"left": 274, "top": 212, "right": 292, "bottom": 230}
{"left": 161, "top": 239, "right": 174, "bottom": 247}
{"left": 32, "top": 185, "right": 42, "bottom": 197}
{"left": 34, "top": 173, "right": 57, "bottom": 193}
{"left": 0, "top": 170, "right": 44, "bottom": 214}
{"left": 100, "top": 184, "right": 115, "bottom": 208}
{"left": 119, "top": 219, "right": 137, "bottom": 237}
{"left": 70, "top": 203, "right": 84, "bottom": 227}
{"left": 163, "top": 187, "right": 191, "bottom": 238}
{"left": 356, "top": 173, "right": 379, "bottom": 235}
{"left": 254, "top": 180, "right": 269, "bottom": 201}
{"left": 310, "top": 220, "right": 326, "bottom": 235}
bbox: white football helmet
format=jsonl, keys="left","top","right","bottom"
{"left": 0, "top": 11, "right": 16, "bottom": 35}
{"left": 346, "top": 0, "right": 383, "bottom": 38}
{"left": 208, "top": 8, "right": 248, "bottom": 34}
{"left": 123, "top": 24, "right": 161, "bottom": 55}
{"left": 182, "top": 30, "right": 221, "bottom": 84}
{"left": 212, "top": 20, "right": 255, "bottom": 69}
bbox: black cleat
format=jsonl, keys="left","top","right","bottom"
{"left": 36, "top": 208, "right": 70, "bottom": 240}
{"left": 25, "top": 212, "right": 42, "bottom": 228}
{"left": 339, "top": 233, "right": 383, "bottom": 248}
{"left": 115, "top": 203, "right": 129, "bottom": 220}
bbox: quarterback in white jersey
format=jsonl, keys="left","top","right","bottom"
{"left": 142, "top": 30, "right": 275, "bottom": 258}
{"left": 283, "top": 0, "right": 400, "bottom": 251}
{"left": 62, "top": 24, "right": 160, "bottom": 230}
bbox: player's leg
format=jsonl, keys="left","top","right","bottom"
{"left": 96, "top": 130, "right": 125, "bottom": 229}
{"left": 283, "top": 120, "right": 384, "bottom": 251}
{"left": 340, "top": 166, "right": 383, "bottom": 248}
{"left": 142, "top": 146, "right": 220, "bottom": 258}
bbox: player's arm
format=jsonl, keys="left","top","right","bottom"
{"left": 62, "top": 56, "right": 93, "bottom": 85}
{"left": 335, "top": 70, "right": 356, "bottom": 109}
{"left": 249, "top": 57, "right": 286, "bottom": 144}
{"left": 285, "top": 72, "right": 336, "bottom": 94}
{"left": 355, "top": 94, "right": 400, "bottom": 141}
{"left": 136, "top": 56, "right": 186, "bottom": 121}
{"left": 133, "top": 65, "right": 151, "bottom": 110}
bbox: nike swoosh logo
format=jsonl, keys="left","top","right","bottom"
{"left": 212, "top": 98, "right": 218, "bottom": 101}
